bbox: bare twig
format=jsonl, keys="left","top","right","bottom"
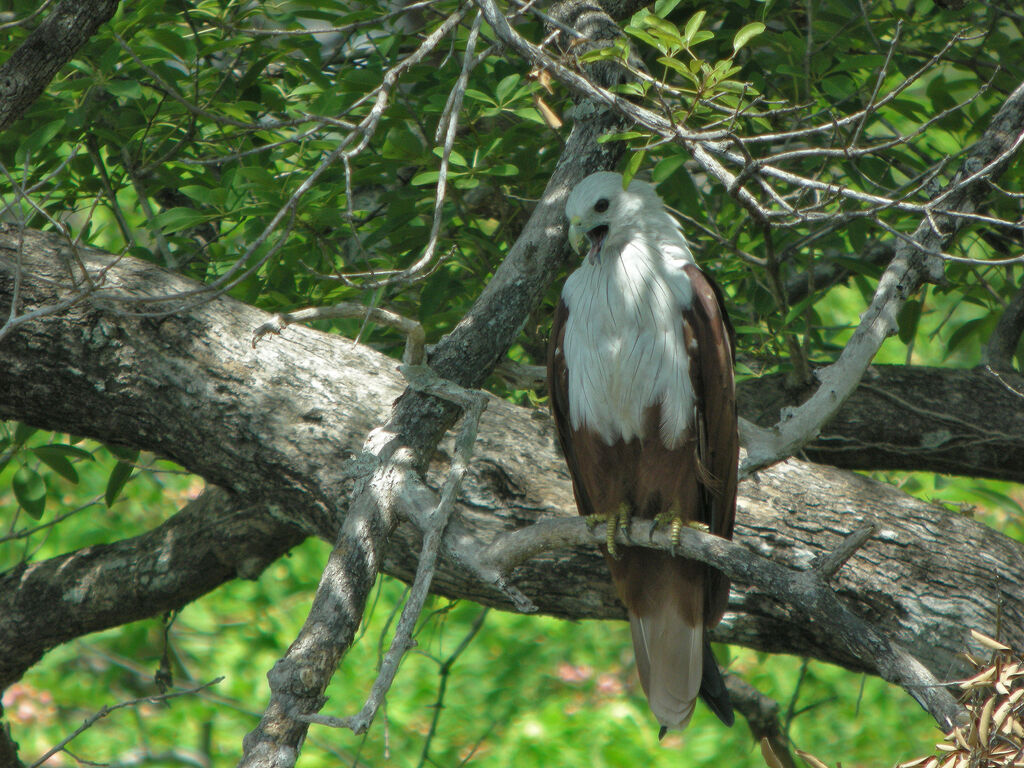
{"left": 337, "top": 12, "right": 485, "bottom": 290}
{"left": 252, "top": 301, "right": 426, "bottom": 365}
{"left": 812, "top": 525, "right": 877, "bottom": 581}
{"left": 28, "top": 678, "right": 223, "bottom": 768}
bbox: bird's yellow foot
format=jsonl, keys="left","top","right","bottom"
{"left": 649, "top": 509, "right": 709, "bottom": 554}
{"left": 585, "top": 504, "right": 631, "bottom": 558}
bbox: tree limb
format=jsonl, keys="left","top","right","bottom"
{"left": 737, "top": 365, "right": 1024, "bottom": 483}
{"left": 2, "top": 230, "right": 1022, "bottom": 705}
{"left": 0, "top": 0, "right": 120, "bottom": 131}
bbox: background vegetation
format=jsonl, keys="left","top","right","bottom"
{"left": 2, "top": 0, "right": 1022, "bottom": 765}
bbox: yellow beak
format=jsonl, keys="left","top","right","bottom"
{"left": 568, "top": 218, "right": 584, "bottom": 254}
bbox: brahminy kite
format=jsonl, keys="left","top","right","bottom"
{"left": 547, "top": 171, "right": 738, "bottom": 736}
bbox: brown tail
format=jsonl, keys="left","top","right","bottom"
{"left": 613, "top": 550, "right": 734, "bottom": 734}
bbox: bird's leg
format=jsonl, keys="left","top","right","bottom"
{"left": 649, "top": 506, "right": 708, "bottom": 555}
{"left": 609, "top": 502, "right": 632, "bottom": 558}
{"left": 584, "top": 503, "right": 631, "bottom": 558}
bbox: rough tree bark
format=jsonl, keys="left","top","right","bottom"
{"left": 0, "top": 0, "right": 121, "bottom": 131}
{"left": 2, "top": 228, "right": 1021, "bottom": 697}
{"left": 738, "top": 366, "right": 1024, "bottom": 483}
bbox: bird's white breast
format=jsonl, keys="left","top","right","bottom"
{"left": 561, "top": 234, "right": 697, "bottom": 448}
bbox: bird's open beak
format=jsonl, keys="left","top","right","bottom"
{"left": 568, "top": 219, "right": 608, "bottom": 264}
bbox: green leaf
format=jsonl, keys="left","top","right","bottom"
{"left": 32, "top": 446, "right": 80, "bottom": 484}
{"left": 683, "top": 11, "right": 706, "bottom": 45}
{"left": 783, "top": 291, "right": 818, "bottom": 326}
{"left": 464, "top": 88, "right": 497, "bottom": 105}
{"left": 897, "top": 299, "right": 922, "bottom": 344}
{"left": 495, "top": 74, "right": 520, "bottom": 103}
{"left": 652, "top": 154, "right": 685, "bottom": 183}
{"left": 733, "top": 21, "right": 766, "bottom": 52}
{"left": 946, "top": 316, "right": 989, "bottom": 357}
{"left": 105, "top": 461, "right": 136, "bottom": 507}
{"left": 13, "top": 466, "right": 46, "bottom": 519}
{"left": 410, "top": 170, "right": 440, "bottom": 186}
{"left": 487, "top": 164, "right": 519, "bottom": 176}
{"left": 433, "top": 147, "right": 468, "bottom": 167}
{"left": 653, "top": 0, "right": 686, "bottom": 18}
{"left": 35, "top": 443, "right": 94, "bottom": 460}
{"left": 20, "top": 121, "right": 63, "bottom": 156}
{"left": 622, "top": 149, "right": 646, "bottom": 188}
{"left": 643, "top": 15, "right": 684, "bottom": 48}
{"left": 657, "top": 55, "right": 700, "bottom": 84}
{"left": 578, "top": 46, "right": 622, "bottom": 63}
{"left": 151, "top": 207, "right": 211, "bottom": 234}
{"left": 14, "top": 423, "right": 37, "bottom": 445}
{"left": 599, "top": 131, "right": 649, "bottom": 143}
{"left": 625, "top": 26, "right": 667, "bottom": 54}
{"left": 105, "top": 79, "right": 143, "bottom": 100}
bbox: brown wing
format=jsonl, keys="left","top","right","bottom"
{"left": 682, "top": 263, "right": 738, "bottom": 626}
{"left": 547, "top": 298, "right": 599, "bottom": 521}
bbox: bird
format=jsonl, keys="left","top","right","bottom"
{"left": 546, "top": 171, "right": 738, "bottom": 736}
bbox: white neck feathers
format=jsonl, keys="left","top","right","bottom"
{"left": 561, "top": 218, "right": 697, "bottom": 448}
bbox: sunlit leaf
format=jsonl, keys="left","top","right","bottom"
{"left": 683, "top": 10, "right": 706, "bottom": 45}
{"left": 622, "top": 149, "right": 646, "bottom": 187}
{"left": 733, "top": 21, "right": 766, "bottom": 52}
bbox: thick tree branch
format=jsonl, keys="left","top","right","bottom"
{"left": 491, "top": 361, "right": 1024, "bottom": 482}
{"left": 0, "top": 487, "right": 304, "bottom": 691}
{"left": 2, "top": 231, "right": 1022, "bottom": 706}
{"left": 0, "top": 0, "right": 120, "bottom": 131}
{"left": 738, "top": 366, "right": 1024, "bottom": 482}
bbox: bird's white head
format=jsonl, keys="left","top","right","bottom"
{"left": 565, "top": 171, "right": 667, "bottom": 264}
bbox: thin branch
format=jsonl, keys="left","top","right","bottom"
{"left": 416, "top": 607, "right": 490, "bottom": 768}
{"left": 251, "top": 301, "right": 426, "bottom": 365}
{"left": 304, "top": 367, "right": 488, "bottom": 735}
{"left": 338, "top": 12, "right": 484, "bottom": 290}
{"left": 98, "top": 6, "right": 470, "bottom": 317}
{"left": 28, "top": 679, "right": 223, "bottom": 768}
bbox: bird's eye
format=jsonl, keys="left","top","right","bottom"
{"left": 594, "top": 198, "right": 609, "bottom": 213}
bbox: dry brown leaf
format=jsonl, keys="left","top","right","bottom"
{"left": 971, "top": 629, "right": 1011, "bottom": 652}
{"left": 760, "top": 737, "right": 785, "bottom": 768}
{"left": 796, "top": 749, "right": 831, "bottom": 768}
